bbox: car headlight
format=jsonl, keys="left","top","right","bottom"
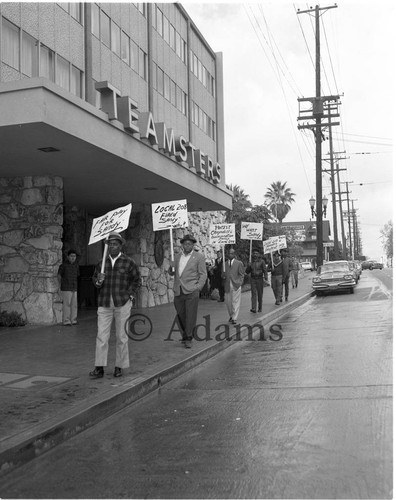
{"left": 344, "top": 275, "right": 353, "bottom": 280}
{"left": 312, "top": 277, "right": 321, "bottom": 283}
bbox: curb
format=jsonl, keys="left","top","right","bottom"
{"left": 0, "top": 291, "right": 314, "bottom": 476}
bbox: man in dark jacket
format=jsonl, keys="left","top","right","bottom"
{"left": 245, "top": 249, "right": 268, "bottom": 313}
{"left": 58, "top": 249, "right": 80, "bottom": 326}
{"left": 268, "top": 252, "right": 288, "bottom": 305}
{"left": 280, "top": 248, "right": 293, "bottom": 302}
{"left": 89, "top": 232, "right": 140, "bottom": 379}
{"left": 213, "top": 250, "right": 225, "bottom": 302}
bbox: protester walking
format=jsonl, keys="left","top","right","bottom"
{"left": 89, "top": 232, "right": 140, "bottom": 379}
{"left": 245, "top": 249, "right": 269, "bottom": 313}
{"left": 290, "top": 257, "right": 301, "bottom": 288}
{"left": 213, "top": 250, "right": 225, "bottom": 302}
{"left": 268, "top": 252, "right": 287, "bottom": 305}
{"left": 280, "top": 248, "right": 292, "bottom": 302}
{"left": 223, "top": 247, "right": 245, "bottom": 324}
{"left": 58, "top": 249, "right": 80, "bottom": 326}
{"left": 170, "top": 234, "right": 207, "bottom": 349}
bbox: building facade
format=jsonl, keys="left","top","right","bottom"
{"left": 280, "top": 220, "right": 332, "bottom": 267}
{"left": 0, "top": 3, "right": 232, "bottom": 324}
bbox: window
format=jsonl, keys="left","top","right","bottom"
{"left": 152, "top": 63, "right": 157, "bottom": 90}
{"left": 91, "top": 3, "right": 100, "bottom": 38}
{"left": 175, "top": 32, "right": 181, "bottom": 58}
{"left": 40, "top": 44, "right": 55, "bottom": 81}
{"left": 176, "top": 86, "right": 182, "bottom": 112}
{"left": 137, "top": 4, "right": 146, "bottom": 16}
{"left": 164, "top": 74, "right": 170, "bottom": 101}
{"left": 130, "top": 40, "right": 138, "bottom": 72}
{"left": 1, "top": 18, "right": 19, "bottom": 70}
{"left": 198, "top": 60, "right": 202, "bottom": 82}
{"left": 163, "top": 16, "right": 169, "bottom": 44}
{"left": 22, "top": 31, "right": 38, "bottom": 77}
{"left": 138, "top": 48, "right": 146, "bottom": 79}
{"left": 111, "top": 21, "right": 120, "bottom": 56}
{"left": 56, "top": 55, "right": 70, "bottom": 91}
{"left": 121, "top": 32, "right": 129, "bottom": 64}
{"left": 170, "top": 80, "right": 176, "bottom": 106}
{"left": 193, "top": 54, "right": 198, "bottom": 77}
{"left": 69, "top": 3, "right": 82, "bottom": 23}
{"left": 71, "top": 65, "right": 82, "bottom": 97}
{"left": 169, "top": 24, "right": 175, "bottom": 51}
{"left": 100, "top": 11, "right": 110, "bottom": 47}
{"left": 202, "top": 66, "right": 207, "bottom": 88}
{"left": 157, "top": 66, "right": 164, "bottom": 95}
{"left": 181, "top": 39, "right": 186, "bottom": 63}
{"left": 156, "top": 7, "right": 163, "bottom": 36}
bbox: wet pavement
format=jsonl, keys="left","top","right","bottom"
{"left": 0, "top": 274, "right": 313, "bottom": 475}
{"left": 0, "top": 271, "right": 391, "bottom": 499}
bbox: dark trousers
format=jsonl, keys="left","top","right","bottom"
{"left": 250, "top": 277, "right": 264, "bottom": 311}
{"left": 281, "top": 274, "right": 290, "bottom": 300}
{"left": 271, "top": 275, "right": 283, "bottom": 303}
{"left": 174, "top": 290, "right": 200, "bottom": 341}
{"left": 214, "top": 275, "right": 224, "bottom": 300}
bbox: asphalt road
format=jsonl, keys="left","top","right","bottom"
{"left": 0, "top": 271, "right": 392, "bottom": 499}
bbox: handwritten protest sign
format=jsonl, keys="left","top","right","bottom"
{"left": 209, "top": 223, "right": 236, "bottom": 245}
{"left": 262, "top": 237, "right": 279, "bottom": 255}
{"left": 262, "top": 235, "right": 288, "bottom": 254}
{"left": 152, "top": 199, "right": 188, "bottom": 231}
{"left": 241, "top": 222, "right": 263, "bottom": 241}
{"left": 89, "top": 204, "right": 132, "bottom": 245}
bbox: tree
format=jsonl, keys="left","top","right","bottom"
{"left": 264, "top": 181, "right": 296, "bottom": 223}
{"left": 380, "top": 220, "right": 393, "bottom": 265}
{"left": 225, "top": 184, "right": 272, "bottom": 264}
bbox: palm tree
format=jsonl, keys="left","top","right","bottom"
{"left": 264, "top": 181, "right": 296, "bottom": 223}
{"left": 227, "top": 184, "right": 252, "bottom": 211}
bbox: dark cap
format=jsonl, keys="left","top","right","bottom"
{"left": 180, "top": 234, "right": 197, "bottom": 244}
{"left": 104, "top": 232, "right": 126, "bottom": 245}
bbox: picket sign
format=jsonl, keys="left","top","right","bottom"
{"left": 88, "top": 203, "right": 132, "bottom": 273}
{"left": 151, "top": 199, "right": 188, "bottom": 270}
{"left": 209, "top": 223, "right": 236, "bottom": 272}
{"left": 240, "top": 222, "right": 263, "bottom": 261}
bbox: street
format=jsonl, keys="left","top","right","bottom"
{"left": 0, "top": 269, "right": 392, "bottom": 499}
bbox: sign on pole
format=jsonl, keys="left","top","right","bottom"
{"left": 89, "top": 203, "right": 132, "bottom": 245}
{"left": 151, "top": 199, "right": 188, "bottom": 231}
{"left": 262, "top": 238, "right": 279, "bottom": 255}
{"left": 209, "top": 223, "right": 236, "bottom": 246}
{"left": 240, "top": 222, "right": 263, "bottom": 241}
{"left": 278, "top": 235, "right": 287, "bottom": 250}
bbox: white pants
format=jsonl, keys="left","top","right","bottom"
{"left": 62, "top": 291, "right": 78, "bottom": 325}
{"left": 225, "top": 282, "right": 241, "bottom": 321}
{"left": 95, "top": 300, "right": 131, "bottom": 368}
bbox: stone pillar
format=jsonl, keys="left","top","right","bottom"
{"left": 0, "top": 176, "right": 63, "bottom": 324}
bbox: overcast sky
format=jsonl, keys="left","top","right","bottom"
{"left": 184, "top": 1, "right": 394, "bottom": 261}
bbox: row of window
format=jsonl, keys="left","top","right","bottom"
{"left": 190, "top": 50, "right": 215, "bottom": 97}
{"left": 152, "top": 6, "right": 187, "bottom": 64}
{"left": 1, "top": 17, "right": 83, "bottom": 97}
{"left": 192, "top": 101, "right": 216, "bottom": 140}
{"left": 152, "top": 63, "right": 187, "bottom": 116}
{"left": 91, "top": 4, "right": 147, "bottom": 80}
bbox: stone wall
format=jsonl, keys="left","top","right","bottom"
{"left": 0, "top": 176, "right": 63, "bottom": 324}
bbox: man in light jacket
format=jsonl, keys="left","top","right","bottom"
{"left": 223, "top": 247, "right": 245, "bottom": 324}
{"left": 170, "top": 234, "right": 207, "bottom": 348}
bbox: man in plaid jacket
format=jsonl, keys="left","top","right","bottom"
{"left": 89, "top": 232, "right": 140, "bottom": 379}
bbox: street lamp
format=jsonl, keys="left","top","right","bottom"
{"left": 309, "top": 195, "right": 328, "bottom": 218}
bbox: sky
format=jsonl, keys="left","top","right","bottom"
{"left": 184, "top": 1, "right": 394, "bottom": 261}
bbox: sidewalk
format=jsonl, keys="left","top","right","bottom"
{"left": 0, "top": 274, "right": 314, "bottom": 475}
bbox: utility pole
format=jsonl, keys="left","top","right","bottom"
{"left": 297, "top": 4, "right": 338, "bottom": 267}
{"left": 336, "top": 163, "right": 347, "bottom": 259}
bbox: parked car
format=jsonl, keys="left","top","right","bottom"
{"left": 312, "top": 261, "right": 356, "bottom": 296}
{"left": 361, "top": 260, "right": 374, "bottom": 270}
{"left": 301, "top": 261, "right": 314, "bottom": 271}
{"left": 370, "top": 261, "right": 383, "bottom": 270}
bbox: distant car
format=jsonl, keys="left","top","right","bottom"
{"left": 312, "top": 261, "right": 356, "bottom": 296}
{"left": 301, "top": 261, "right": 313, "bottom": 271}
{"left": 361, "top": 260, "right": 374, "bottom": 270}
{"left": 370, "top": 261, "right": 383, "bottom": 270}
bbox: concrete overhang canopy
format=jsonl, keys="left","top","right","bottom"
{"left": 0, "top": 79, "right": 232, "bottom": 215}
